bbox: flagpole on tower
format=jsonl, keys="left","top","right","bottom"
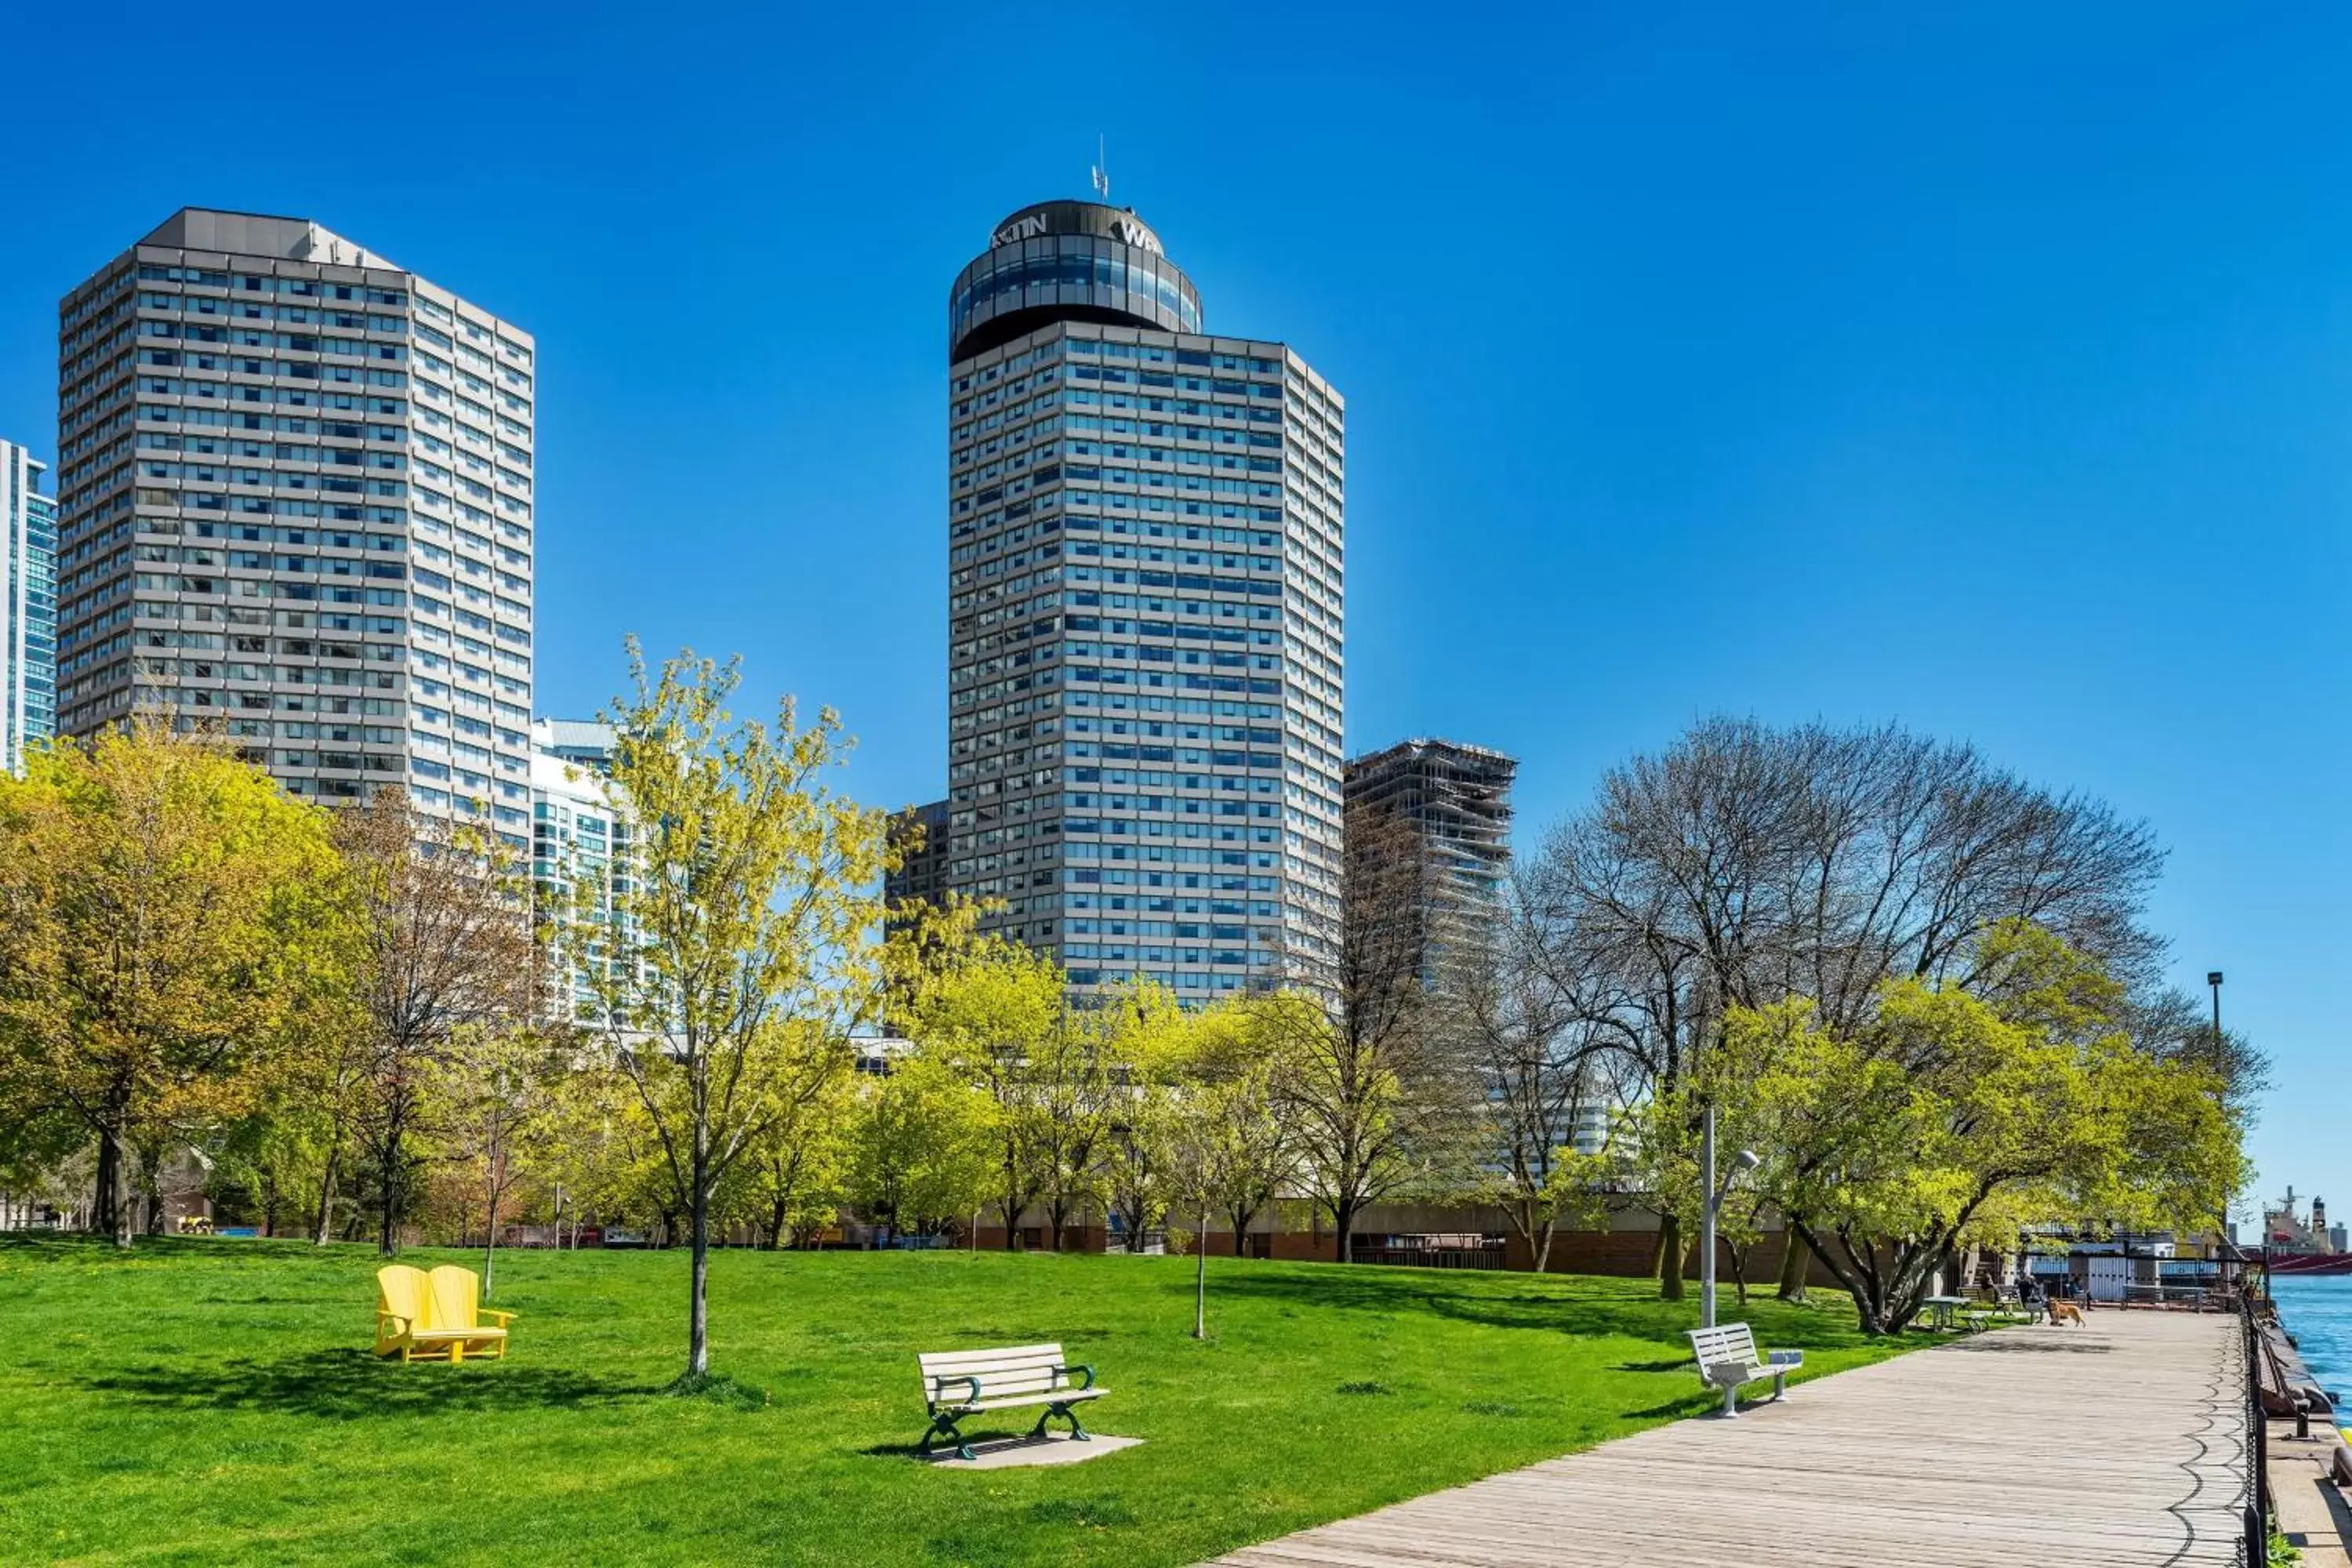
{"left": 1091, "top": 135, "right": 1110, "bottom": 202}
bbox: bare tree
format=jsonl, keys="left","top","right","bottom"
{"left": 1271, "top": 808, "right": 1482, "bottom": 1262}
{"left": 1523, "top": 717, "right": 2205, "bottom": 1301}
{"left": 339, "top": 788, "right": 535, "bottom": 1258}
{"left": 1445, "top": 875, "right": 1643, "bottom": 1271}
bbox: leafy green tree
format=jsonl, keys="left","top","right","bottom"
{"left": 575, "top": 641, "right": 890, "bottom": 1381}
{"left": 1703, "top": 926, "right": 2242, "bottom": 1333}
{"left": 1174, "top": 999, "right": 1298, "bottom": 1257}
{"left": 728, "top": 1037, "right": 858, "bottom": 1247}
{"left": 1098, "top": 981, "right": 1206, "bottom": 1249}
{"left": 0, "top": 720, "right": 343, "bottom": 1247}
{"left": 898, "top": 928, "right": 1063, "bottom": 1247}
{"left": 849, "top": 1050, "right": 996, "bottom": 1237}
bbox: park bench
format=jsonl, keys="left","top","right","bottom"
{"left": 375, "top": 1264, "right": 515, "bottom": 1364}
{"left": 915, "top": 1342, "right": 1104, "bottom": 1459}
{"left": 1686, "top": 1322, "right": 1801, "bottom": 1417}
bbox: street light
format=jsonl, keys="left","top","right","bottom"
{"left": 2207, "top": 971, "right": 2224, "bottom": 1069}
{"left": 1700, "top": 1100, "right": 1762, "bottom": 1330}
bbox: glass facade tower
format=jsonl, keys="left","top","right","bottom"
{"left": 0, "top": 439, "right": 58, "bottom": 773}
{"left": 945, "top": 201, "right": 1345, "bottom": 996}
{"left": 54, "top": 209, "right": 536, "bottom": 849}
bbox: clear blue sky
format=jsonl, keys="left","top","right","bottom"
{"left": 0, "top": 3, "right": 2343, "bottom": 1209}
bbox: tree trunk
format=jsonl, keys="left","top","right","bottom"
{"left": 107, "top": 1110, "right": 138, "bottom": 1250}
{"left": 1332, "top": 1198, "right": 1356, "bottom": 1265}
{"left": 687, "top": 1120, "right": 711, "bottom": 1377}
{"left": 1776, "top": 1227, "right": 1811, "bottom": 1301}
{"left": 93, "top": 1098, "right": 125, "bottom": 1242}
{"left": 312, "top": 1147, "right": 340, "bottom": 1246}
{"left": 481, "top": 1174, "right": 501, "bottom": 1300}
{"left": 1532, "top": 1221, "right": 1555, "bottom": 1275}
{"left": 767, "top": 1196, "right": 788, "bottom": 1250}
{"left": 1229, "top": 1203, "right": 1256, "bottom": 1257}
{"left": 1657, "top": 1212, "right": 1685, "bottom": 1300}
{"left": 1193, "top": 1203, "right": 1209, "bottom": 1339}
{"left": 377, "top": 1124, "right": 402, "bottom": 1258}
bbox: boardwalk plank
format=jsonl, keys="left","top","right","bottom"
{"left": 1208, "top": 1312, "right": 2248, "bottom": 1568}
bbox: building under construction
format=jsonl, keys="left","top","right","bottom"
{"left": 1343, "top": 738, "right": 1517, "bottom": 974}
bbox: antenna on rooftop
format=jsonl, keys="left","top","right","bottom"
{"left": 1091, "top": 135, "right": 1110, "bottom": 202}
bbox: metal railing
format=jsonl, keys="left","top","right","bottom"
{"left": 2240, "top": 1291, "right": 2267, "bottom": 1566}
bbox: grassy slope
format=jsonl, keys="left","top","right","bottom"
{"left": 0, "top": 1236, "right": 1915, "bottom": 1566}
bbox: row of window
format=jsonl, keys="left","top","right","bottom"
{"left": 136, "top": 265, "right": 405, "bottom": 307}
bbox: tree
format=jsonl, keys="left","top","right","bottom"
{"left": 577, "top": 642, "right": 890, "bottom": 1382}
{"left": 337, "top": 787, "right": 535, "bottom": 1258}
{"left": 0, "top": 720, "right": 342, "bottom": 1247}
{"left": 849, "top": 1049, "right": 996, "bottom": 1237}
{"left": 1269, "top": 810, "right": 1483, "bottom": 1261}
{"left": 1098, "top": 982, "right": 1205, "bottom": 1250}
{"left": 730, "top": 1037, "right": 857, "bottom": 1248}
{"left": 1632, "top": 1085, "right": 1774, "bottom": 1308}
{"left": 1705, "top": 925, "right": 2242, "bottom": 1334}
{"left": 898, "top": 929, "right": 1063, "bottom": 1248}
{"left": 1523, "top": 717, "right": 2238, "bottom": 1299}
{"left": 435, "top": 1023, "right": 564, "bottom": 1298}
{"left": 1445, "top": 878, "right": 1643, "bottom": 1272}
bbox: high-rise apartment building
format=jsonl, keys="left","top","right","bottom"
{"left": 54, "top": 209, "right": 536, "bottom": 849}
{"left": 885, "top": 799, "right": 952, "bottom": 920}
{"left": 944, "top": 199, "right": 1345, "bottom": 996}
{"left": 529, "top": 718, "right": 629, "bottom": 1022}
{"left": 0, "top": 440, "right": 59, "bottom": 773}
{"left": 1344, "top": 737, "right": 1516, "bottom": 975}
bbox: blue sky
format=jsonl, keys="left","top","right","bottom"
{"left": 0, "top": 3, "right": 2343, "bottom": 1210}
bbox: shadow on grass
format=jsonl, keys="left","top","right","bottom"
{"left": 1211, "top": 1268, "right": 1882, "bottom": 1350}
{"left": 82, "top": 1347, "right": 651, "bottom": 1419}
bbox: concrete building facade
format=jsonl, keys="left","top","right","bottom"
{"left": 943, "top": 199, "right": 1345, "bottom": 996}
{"left": 54, "top": 209, "right": 536, "bottom": 849}
{"left": 0, "top": 440, "right": 58, "bottom": 773}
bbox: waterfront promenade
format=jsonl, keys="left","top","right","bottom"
{"left": 1212, "top": 1312, "right": 2248, "bottom": 1567}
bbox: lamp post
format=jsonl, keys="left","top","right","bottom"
{"left": 2207, "top": 971, "right": 2224, "bottom": 1069}
{"left": 1700, "top": 1102, "right": 1762, "bottom": 1330}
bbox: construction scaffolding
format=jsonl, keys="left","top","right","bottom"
{"left": 1342, "top": 737, "right": 1517, "bottom": 974}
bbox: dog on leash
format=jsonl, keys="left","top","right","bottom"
{"left": 2048, "top": 1301, "right": 2085, "bottom": 1327}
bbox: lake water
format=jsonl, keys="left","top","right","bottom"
{"left": 2269, "top": 1275, "right": 2352, "bottom": 1403}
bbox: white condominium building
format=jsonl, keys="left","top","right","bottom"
{"left": 54, "top": 209, "right": 536, "bottom": 849}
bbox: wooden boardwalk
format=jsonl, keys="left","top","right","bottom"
{"left": 1211, "top": 1312, "right": 2250, "bottom": 1568}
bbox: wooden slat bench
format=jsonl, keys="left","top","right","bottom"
{"left": 916, "top": 1342, "right": 1105, "bottom": 1459}
{"left": 1686, "top": 1321, "right": 1801, "bottom": 1417}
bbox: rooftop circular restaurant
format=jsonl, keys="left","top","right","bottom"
{"left": 947, "top": 199, "right": 1203, "bottom": 362}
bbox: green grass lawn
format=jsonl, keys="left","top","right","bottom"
{"left": 0, "top": 1236, "right": 1918, "bottom": 1566}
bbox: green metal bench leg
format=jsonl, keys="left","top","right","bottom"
{"left": 921, "top": 1412, "right": 976, "bottom": 1461}
{"left": 1032, "top": 1401, "right": 1091, "bottom": 1441}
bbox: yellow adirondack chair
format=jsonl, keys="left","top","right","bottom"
{"left": 374, "top": 1264, "right": 516, "bottom": 1363}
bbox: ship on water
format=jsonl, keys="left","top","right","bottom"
{"left": 2259, "top": 1186, "right": 2352, "bottom": 1276}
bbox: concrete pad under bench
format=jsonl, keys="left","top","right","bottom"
{"left": 923, "top": 1433, "right": 1144, "bottom": 1470}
